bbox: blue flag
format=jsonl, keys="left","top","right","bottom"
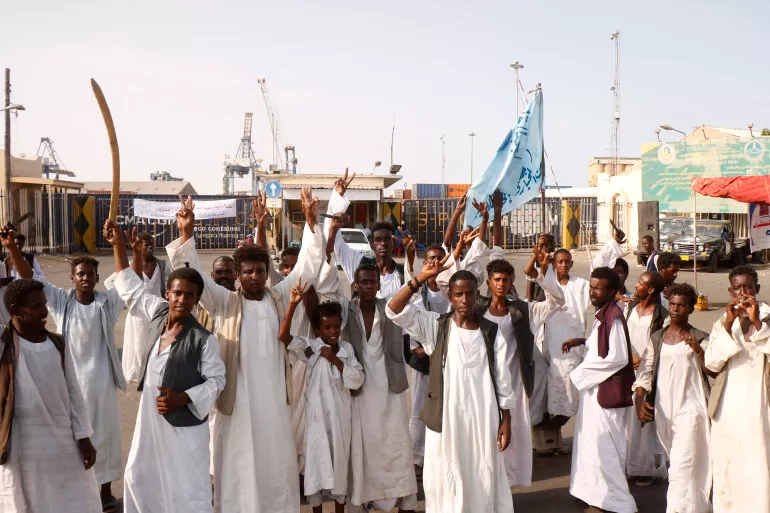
{"left": 464, "top": 89, "right": 544, "bottom": 228}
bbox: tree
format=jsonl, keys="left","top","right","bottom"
{"left": 761, "top": 128, "right": 770, "bottom": 136}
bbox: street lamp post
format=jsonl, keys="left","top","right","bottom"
{"left": 3, "top": 69, "right": 25, "bottom": 222}
{"left": 468, "top": 132, "right": 476, "bottom": 184}
{"left": 510, "top": 61, "right": 524, "bottom": 117}
{"left": 660, "top": 124, "right": 697, "bottom": 289}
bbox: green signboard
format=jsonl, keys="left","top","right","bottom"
{"left": 642, "top": 137, "right": 770, "bottom": 213}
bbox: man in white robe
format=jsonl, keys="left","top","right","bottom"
{"left": 0, "top": 272, "right": 101, "bottom": 513}
{"left": 566, "top": 266, "right": 637, "bottom": 513}
{"left": 167, "top": 192, "right": 324, "bottom": 513}
{"left": 104, "top": 233, "right": 167, "bottom": 383}
{"left": 103, "top": 221, "right": 226, "bottom": 513}
{"left": 705, "top": 265, "right": 770, "bottom": 513}
{"left": 387, "top": 264, "right": 515, "bottom": 513}
{"left": 10, "top": 239, "right": 125, "bottom": 510}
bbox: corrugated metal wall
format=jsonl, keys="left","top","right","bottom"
{"left": 403, "top": 196, "right": 597, "bottom": 250}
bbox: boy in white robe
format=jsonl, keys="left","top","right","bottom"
{"left": 634, "top": 283, "right": 713, "bottom": 513}
{"left": 705, "top": 265, "right": 770, "bottom": 513}
{"left": 565, "top": 266, "right": 637, "bottom": 513}
{"left": 103, "top": 221, "right": 226, "bottom": 513}
{"left": 279, "top": 289, "right": 364, "bottom": 513}
{"left": 167, "top": 192, "right": 324, "bottom": 513}
{"left": 524, "top": 248, "right": 590, "bottom": 430}
{"left": 0, "top": 273, "right": 101, "bottom": 513}
{"left": 478, "top": 255, "right": 565, "bottom": 487}
{"left": 9, "top": 235, "right": 125, "bottom": 511}
{"left": 387, "top": 265, "right": 515, "bottom": 513}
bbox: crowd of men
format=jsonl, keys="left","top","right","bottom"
{"left": 0, "top": 168, "right": 767, "bottom": 513}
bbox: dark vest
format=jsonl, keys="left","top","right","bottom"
{"left": 138, "top": 304, "right": 211, "bottom": 427}
{"left": 475, "top": 295, "right": 535, "bottom": 397}
{"left": 342, "top": 297, "right": 408, "bottom": 397}
{"left": 422, "top": 313, "right": 500, "bottom": 432}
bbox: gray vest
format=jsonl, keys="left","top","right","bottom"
{"left": 342, "top": 297, "right": 408, "bottom": 397}
{"left": 138, "top": 304, "right": 211, "bottom": 427}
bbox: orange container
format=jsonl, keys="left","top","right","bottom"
{"left": 402, "top": 189, "right": 413, "bottom": 200}
{"left": 447, "top": 184, "right": 471, "bottom": 197}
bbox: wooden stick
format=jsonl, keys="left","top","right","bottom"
{"left": 91, "top": 79, "right": 120, "bottom": 222}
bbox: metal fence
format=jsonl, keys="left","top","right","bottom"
{"left": 402, "top": 196, "right": 597, "bottom": 251}
{"left": 0, "top": 190, "right": 72, "bottom": 255}
{"left": 93, "top": 194, "right": 257, "bottom": 250}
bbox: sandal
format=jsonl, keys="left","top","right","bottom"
{"left": 101, "top": 494, "right": 118, "bottom": 513}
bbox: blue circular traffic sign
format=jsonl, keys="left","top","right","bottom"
{"left": 265, "top": 180, "right": 282, "bottom": 199}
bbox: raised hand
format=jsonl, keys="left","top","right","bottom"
{"left": 610, "top": 219, "right": 626, "bottom": 244}
{"left": 491, "top": 189, "right": 503, "bottom": 212}
{"left": 724, "top": 298, "right": 743, "bottom": 330}
{"left": 123, "top": 226, "right": 141, "bottom": 253}
{"left": 252, "top": 190, "right": 269, "bottom": 229}
{"left": 289, "top": 278, "right": 308, "bottom": 307}
{"left": 103, "top": 219, "right": 124, "bottom": 246}
{"left": 301, "top": 187, "right": 319, "bottom": 231}
{"left": 0, "top": 224, "right": 16, "bottom": 248}
{"left": 472, "top": 198, "right": 489, "bottom": 218}
{"left": 455, "top": 194, "right": 467, "bottom": 213}
{"left": 416, "top": 257, "right": 451, "bottom": 283}
{"left": 743, "top": 296, "right": 760, "bottom": 325}
{"left": 176, "top": 194, "right": 196, "bottom": 240}
{"left": 334, "top": 167, "right": 356, "bottom": 196}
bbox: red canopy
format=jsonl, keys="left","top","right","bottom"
{"left": 691, "top": 175, "right": 770, "bottom": 206}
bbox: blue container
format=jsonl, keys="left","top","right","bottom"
{"left": 413, "top": 183, "right": 448, "bottom": 198}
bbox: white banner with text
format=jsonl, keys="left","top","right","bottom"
{"left": 133, "top": 198, "right": 237, "bottom": 220}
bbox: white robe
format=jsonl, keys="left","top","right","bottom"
{"left": 485, "top": 265, "right": 565, "bottom": 487}
{"left": 287, "top": 337, "right": 364, "bottom": 506}
{"left": 166, "top": 224, "right": 324, "bottom": 513}
{"left": 655, "top": 340, "right": 711, "bottom": 513}
{"left": 347, "top": 309, "right": 418, "bottom": 511}
{"left": 105, "top": 260, "right": 164, "bottom": 382}
{"left": 0, "top": 336, "right": 101, "bottom": 513}
{"left": 409, "top": 286, "right": 451, "bottom": 467}
{"left": 112, "top": 268, "right": 226, "bottom": 513}
{"left": 544, "top": 276, "right": 590, "bottom": 418}
{"left": 387, "top": 303, "right": 516, "bottom": 513}
{"left": 706, "top": 306, "right": 770, "bottom": 513}
{"left": 569, "top": 316, "right": 637, "bottom": 513}
{"left": 625, "top": 309, "right": 667, "bottom": 478}
{"left": 42, "top": 282, "right": 124, "bottom": 486}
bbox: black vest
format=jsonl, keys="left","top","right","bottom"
{"left": 475, "top": 295, "right": 536, "bottom": 397}
{"left": 138, "top": 304, "right": 211, "bottom": 427}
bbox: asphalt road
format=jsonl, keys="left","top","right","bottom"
{"left": 36, "top": 248, "right": 761, "bottom": 513}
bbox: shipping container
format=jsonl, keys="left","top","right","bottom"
{"left": 403, "top": 196, "right": 598, "bottom": 250}
{"left": 402, "top": 189, "right": 413, "bottom": 200}
{"left": 446, "top": 184, "right": 471, "bottom": 198}
{"left": 412, "top": 183, "right": 447, "bottom": 198}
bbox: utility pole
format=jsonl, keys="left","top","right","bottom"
{"left": 610, "top": 31, "right": 620, "bottom": 177}
{"left": 440, "top": 135, "right": 445, "bottom": 185}
{"left": 468, "top": 132, "right": 476, "bottom": 184}
{"left": 510, "top": 61, "right": 524, "bottom": 117}
{"left": 4, "top": 69, "right": 12, "bottom": 221}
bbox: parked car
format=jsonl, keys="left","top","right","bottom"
{"left": 635, "top": 217, "right": 692, "bottom": 265}
{"left": 667, "top": 220, "right": 749, "bottom": 273}
{"left": 339, "top": 228, "right": 375, "bottom": 258}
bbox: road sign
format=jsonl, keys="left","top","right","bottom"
{"left": 265, "top": 180, "right": 282, "bottom": 199}
{"left": 267, "top": 198, "right": 282, "bottom": 210}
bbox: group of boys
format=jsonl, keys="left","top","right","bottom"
{"left": 0, "top": 168, "right": 767, "bottom": 513}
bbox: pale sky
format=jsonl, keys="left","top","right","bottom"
{"left": 3, "top": 0, "right": 768, "bottom": 194}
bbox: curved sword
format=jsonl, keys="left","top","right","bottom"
{"left": 91, "top": 79, "right": 120, "bottom": 222}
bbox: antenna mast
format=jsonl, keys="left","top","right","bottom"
{"left": 610, "top": 31, "right": 620, "bottom": 177}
